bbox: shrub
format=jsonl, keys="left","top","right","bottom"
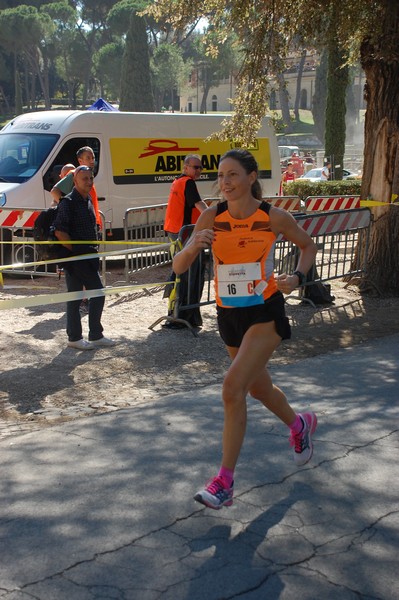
{"left": 284, "top": 179, "right": 362, "bottom": 201}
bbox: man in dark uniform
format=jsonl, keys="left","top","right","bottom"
{"left": 54, "top": 165, "right": 115, "bottom": 350}
{"left": 163, "top": 154, "right": 208, "bottom": 328}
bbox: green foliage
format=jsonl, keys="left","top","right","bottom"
{"left": 325, "top": 40, "right": 349, "bottom": 180}
{"left": 0, "top": 5, "right": 54, "bottom": 52}
{"left": 119, "top": 10, "right": 154, "bottom": 111}
{"left": 151, "top": 43, "right": 189, "bottom": 110}
{"left": 284, "top": 179, "right": 362, "bottom": 201}
{"left": 107, "top": 0, "right": 142, "bottom": 37}
{"left": 144, "top": 0, "right": 385, "bottom": 145}
{"left": 94, "top": 41, "right": 124, "bottom": 98}
{"left": 41, "top": 1, "right": 76, "bottom": 27}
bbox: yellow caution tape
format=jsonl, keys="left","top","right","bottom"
{"left": 0, "top": 245, "right": 169, "bottom": 272}
{"left": 360, "top": 199, "right": 391, "bottom": 207}
{"left": 360, "top": 198, "right": 399, "bottom": 207}
{"left": 0, "top": 281, "right": 168, "bottom": 311}
{"left": 0, "top": 239, "right": 169, "bottom": 245}
{"left": 0, "top": 251, "right": 97, "bottom": 272}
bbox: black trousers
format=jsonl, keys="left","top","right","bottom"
{"left": 64, "top": 257, "right": 105, "bottom": 342}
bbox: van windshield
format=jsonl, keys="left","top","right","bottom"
{"left": 0, "top": 133, "right": 59, "bottom": 183}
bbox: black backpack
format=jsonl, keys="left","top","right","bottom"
{"left": 33, "top": 204, "right": 63, "bottom": 261}
{"left": 304, "top": 281, "right": 335, "bottom": 305}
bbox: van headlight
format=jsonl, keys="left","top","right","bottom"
{"left": 0, "top": 193, "right": 5, "bottom": 207}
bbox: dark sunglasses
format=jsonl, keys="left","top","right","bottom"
{"left": 75, "top": 165, "right": 93, "bottom": 173}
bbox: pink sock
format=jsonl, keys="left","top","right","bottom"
{"left": 218, "top": 466, "right": 234, "bottom": 488}
{"left": 289, "top": 414, "right": 304, "bottom": 434}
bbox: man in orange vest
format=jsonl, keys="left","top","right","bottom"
{"left": 164, "top": 154, "right": 208, "bottom": 329}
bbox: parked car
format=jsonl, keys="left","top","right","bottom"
{"left": 299, "top": 167, "right": 356, "bottom": 182}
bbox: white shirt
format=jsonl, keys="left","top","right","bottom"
{"left": 321, "top": 165, "right": 329, "bottom": 180}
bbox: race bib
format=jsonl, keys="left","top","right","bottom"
{"left": 217, "top": 262, "right": 267, "bottom": 307}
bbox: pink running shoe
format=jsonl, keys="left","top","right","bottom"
{"left": 194, "top": 476, "right": 234, "bottom": 509}
{"left": 289, "top": 412, "right": 318, "bottom": 466}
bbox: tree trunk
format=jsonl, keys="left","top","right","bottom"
{"left": 26, "top": 48, "right": 51, "bottom": 110}
{"left": 294, "top": 50, "right": 306, "bottom": 121}
{"left": 200, "top": 78, "right": 211, "bottom": 114}
{"left": 42, "top": 55, "right": 51, "bottom": 109}
{"left": 14, "top": 54, "right": 22, "bottom": 115}
{"left": 360, "top": 0, "right": 399, "bottom": 295}
{"left": 276, "top": 72, "right": 292, "bottom": 132}
{"left": 312, "top": 49, "right": 328, "bottom": 144}
{"left": 325, "top": 42, "right": 348, "bottom": 180}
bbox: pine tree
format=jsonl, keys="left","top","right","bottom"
{"left": 325, "top": 41, "right": 349, "bottom": 180}
{"left": 119, "top": 11, "right": 154, "bottom": 112}
{"left": 312, "top": 49, "right": 328, "bottom": 145}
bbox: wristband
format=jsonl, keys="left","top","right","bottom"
{"left": 293, "top": 270, "right": 306, "bottom": 286}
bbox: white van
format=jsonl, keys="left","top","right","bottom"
{"left": 0, "top": 110, "right": 280, "bottom": 238}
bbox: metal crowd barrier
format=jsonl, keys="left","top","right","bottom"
{"left": 0, "top": 206, "right": 57, "bottom": 277}
{"left": 122, "top": 199, "right": 219, "bottom": 281}
{"left": 275, "top": 207, "right": 371, "bottom": 284}
{"left": 123, "top": 204, "right": 169, "bottom": 280}
{"left": 0, "top": 196, "right": 304, "bottom": 281}
{"left": 0, "top": 203, "right": 171, "bottom": 283}
{"left": 1, "top": 198, "right": 370, "bottom": 293}
{"left": 150, "top": 207, "right": 372, "bottom": 333}
{"left": 148, "top": 224, "right": 213, "bottom": 335}
{"left": 0, "top": 206, "right": 107, "bottom": 281}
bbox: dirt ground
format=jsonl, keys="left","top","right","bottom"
{"left": 1, "top": 263, "right": 399, "bottom": 440}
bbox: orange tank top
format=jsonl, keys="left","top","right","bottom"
{"left": 212, "top": 201, "right": 278, "bottom": 308}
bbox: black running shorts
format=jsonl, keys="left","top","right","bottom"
{"left": 216, "top": 291, "right": 291, "bottom": 348}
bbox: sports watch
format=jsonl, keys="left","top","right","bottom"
{"left": 293, "top": 270, "right": 306, "bottom": 286}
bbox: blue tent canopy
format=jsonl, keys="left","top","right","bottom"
{"left": 87, "top": 98, "right": 118, "bottom": 111}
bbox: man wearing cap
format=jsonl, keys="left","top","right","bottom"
{"left": 54, "top": 166, "right": 115, "bottom": 350}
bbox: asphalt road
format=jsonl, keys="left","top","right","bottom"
{"left": 1, "top": 334, "right": 398, "bottom": 599}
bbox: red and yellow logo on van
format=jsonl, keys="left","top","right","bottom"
{"left": 139, "top": 139, "right": 200, "bottom": 158}
{"left": 109, "top": 137, "right": 271, "bottom": 185}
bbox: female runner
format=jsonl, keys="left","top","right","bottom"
{"left": 173, "top": 149, "right": 318, "bottom": 509}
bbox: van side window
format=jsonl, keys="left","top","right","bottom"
{"left": 43, "top": 137, "right": 100, "bottom": 191}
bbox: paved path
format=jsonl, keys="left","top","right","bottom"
{"left": 1, "top": 335, "right": 398, "bottom": 599}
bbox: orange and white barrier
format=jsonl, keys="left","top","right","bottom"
{"left": 0, "top": 208, "right": 41, "bottom": 229}
{"left": 264, "top": 196, "right": 302, "bottom": 212}
{"left": 305, "top": 196, "right": 360, "bottom": 211}
{"left": 277, "top": 207, "right": 371, "bottom": 240}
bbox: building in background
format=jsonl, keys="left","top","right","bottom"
{"left": 180, "top": 52, "right": 366, "bottom": 115}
